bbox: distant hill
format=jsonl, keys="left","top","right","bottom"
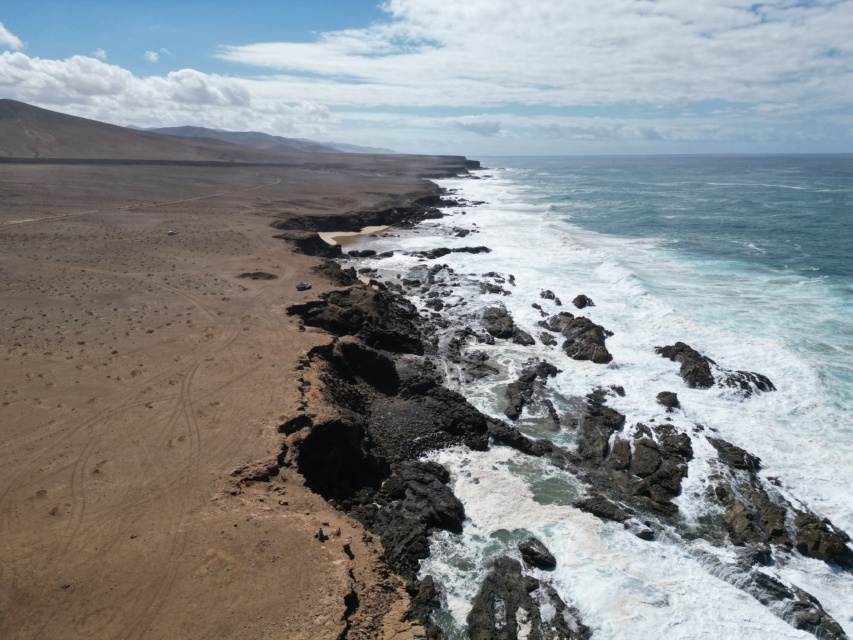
{"left": 147, "top": 125, "right": 397, "bottom": 156}
{"left": 322, "top": 141, "right": 397, "bottom": 155}
{"left": 147, "top": 125, "right": 338, "bottom": 154}
{"left": 0, "top": 99, "right": 323, "bottom": 162}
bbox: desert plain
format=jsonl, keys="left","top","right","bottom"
{"left": 0, "top": 159, "right": 456, "bottom": 639}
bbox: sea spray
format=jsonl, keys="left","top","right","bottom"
{"left": 338, "top": 156, "right": 853, "bottom": 638}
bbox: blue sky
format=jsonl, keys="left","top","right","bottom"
{"left": 1, "top": 1, "right": 852, "bottom": 155}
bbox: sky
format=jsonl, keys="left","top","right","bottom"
{"left": 1, "top": 0, "right": 852, "bottom": 156}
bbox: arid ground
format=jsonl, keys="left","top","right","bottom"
{"left": 0, "top": 161, "right": 446, "bottom": 639}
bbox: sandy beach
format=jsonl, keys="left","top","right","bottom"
{"left": 0, "top": 159, "right": 467, "bottom": 639}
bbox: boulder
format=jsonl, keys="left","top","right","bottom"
{"left": 518, "top": 537, "right": 557, "bottom": 570}
{"left": 467, "top": 557, "right": 590, "bottom": 640}
{"left": 482, "top": 306, "right": 515, "bottom": 339}
{"left": 572, "top": 294, "right": 595, "bottom": 309}
{"left": 655, "top": 342, "right": 715, "bottom": 389}
{"left": 656, "top": 391, "right": 680, "bottom": 411}
{"left": 559, "top": 315, "right": 614, "bottom": 364}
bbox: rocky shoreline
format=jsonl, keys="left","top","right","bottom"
{"left": 271, "top": 174, "right": 851, "bottom": 639}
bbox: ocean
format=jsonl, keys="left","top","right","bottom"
{"left": 340, "top": 154, "right": 853, "bottom": 638}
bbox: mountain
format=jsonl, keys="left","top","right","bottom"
{"left": 146, "top": 125, "right": 339, "bottom": 154}
{"left": 148, "top": 126, "right": 397, "bottom": 156}
{"left": 322, "top": 141, "right": 398, "bottom": 155}
{"left": 0, "top": 100, "right": 319, "bottom": 162}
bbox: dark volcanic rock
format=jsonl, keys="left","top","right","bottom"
{"left": 410, "top": 246, "right": 492, "bottom": 260}
{"left": 656, "top": 391, "right": 680, "bottom": 411}
{"left": 503, "top": 361, "right": 560, "bottom": 421}
{"left": 482, "top": 306, "right": 515, "bottom": 339}
{"left": 288, "top": 285, "right": 424, "bottom": 354}
{"left": 555, "top": 314, "right": 614, "bottom": 364}
{"left": 511, "top": 328, "right": 535, "bottom": 346}
{"left": 793, "top": 511, "right": 853, "bottom": 570}
{"left": 518, "top": 537, "right": 557, "bottom": 570}
{"left": 572, "top": 294, "right": 595, "bottom": 309}
{"left": 489, "top": 420, "right": 555, "bottom": 457}
{"left": 466, "top": 557, "right": 590, "bottom": 640}
{"left": 700, "top": 552, "right": 848, "bottom": 639}
{"left": 312, "top": 259, "right": 359, "bottom": 286}
{"left": 576, "top": 390, "right": 625, "bottom": 460}
{"left": 655, "top": 342, "right": 715, "bottom": 389}
{"left": 539, "top": 332, "right": 557, "bottom": 347}
{"left": 656, "top": 342, "right": 775, "bottom": 396}
{"left": 348, "top": 249, "right": 377, "bottom": 258}
{"left": 709, "top": 437, "right": 762, "bottom": 472}
{"left": 574, "top": 493, "right": 634, "bottom": 523}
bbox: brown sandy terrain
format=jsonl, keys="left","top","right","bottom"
{"left": 0, "top": 159, "right": 461, "bottom": 639}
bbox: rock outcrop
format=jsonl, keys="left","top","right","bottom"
{"left": 466, "top": 557, "right": 590, "bottom": 640}
{"left": 656, "top": 342, "right": 775, "bottom": 396}
{"left": 539, "top": 312, "right": 613, "bottom": 364}
{"left": 518, "top": 537, "right": 557, "bottom": 570}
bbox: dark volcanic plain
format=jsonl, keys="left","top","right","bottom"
{"left": 0, "top": 103, "right": 473, "bottom": 640}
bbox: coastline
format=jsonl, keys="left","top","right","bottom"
{"left": 283, "top": 167, "right": 853, "bottom": 639}
{"left": 2, "top": 153, "right": 850, "bottom": 639}
{"left": 0, "top": 155, "right": 477, "bottom": 640}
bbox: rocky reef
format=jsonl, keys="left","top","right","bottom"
{"left": 275, "top": 185, "right": 851, "bottom": 639}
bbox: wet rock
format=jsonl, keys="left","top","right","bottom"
{"left": 576, "top": 390, "right": 625, "bottom": 461}
{"left": 511, "top": 328, "right": 535, "bottom": 346}
{"left": 574, "top": 493, "right": 633, "bottom": 523}
{"left": 348, "top": 249, "right": 377, "bottom": 258}
{"left": 721, "top": 370, "right": 776, "bottom": 395}
{"left": 466, "top": 557, "right": 590, "bottom": 640}
{"left": 489, "top": 421, "right": 555, "bottom": 457}
{"left": 572, "top": 294, "right": 595, "bottom": 309}
{"left": 793, "top": 511, "right": 853, "bottom": 570}
{"left": 656, "top": 391, "right": 680, "bottom": 411}
{"left": 424, "top": 298, "right": 445, "bottom": 311}
{"left": 656, "top": 342, "right": 775, "bottom": 396}
{"left": 557, "top": 314, "right": 614, "bottom": 364}
{"left": 539, "top": 332, "right": 557, "bottom": 347}
{"left": 518, "top": 537, "right": 557, "bottom": 570}
{"left": 655, "top": 342, "right": 715, "bottom": 389}
{"left": 366, "top": 461, "right": 466, "bottom": 580}
{"left": 699, "top": 552, "right": 848, "bottom": 639}
{"left": 410, "top": 246, "right": 492, "bottom": 260}
{"left": 482, "top": 306, "right": 515, "bottom": 339}
{"left": 480, "top": 281, "right": 508, "bottom": 295}
{"left": 632, "top": 438, "right": 662, "bottom": 477}
{"left": 708, "top": 437, "right": 761, "bottom": 472}
{"left": 540, "top": 290, "right": 556, "bottom": 301}
{"left": 503, "top": 361, "right": 560, "bottom": 421}
{"left": 607, "top": 438, "right": 632, "bottom": 471}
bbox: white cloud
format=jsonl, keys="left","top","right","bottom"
{"left": 452, "top": 116, "right": 505, "bottom": 137}
{"left": 92, "top": 48, "right": 107, "bottom": 60}
{"left": 217, "top": 0, "right": 853, "bottom": 110}
{"left": 0, "top": 21, "right": 23, "bottom": 50}
{"left": 1, "top": 1, "right": 852, "bottom": 153}
{"left": 0, "top": 52, "right": 331, "bottom": 135}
